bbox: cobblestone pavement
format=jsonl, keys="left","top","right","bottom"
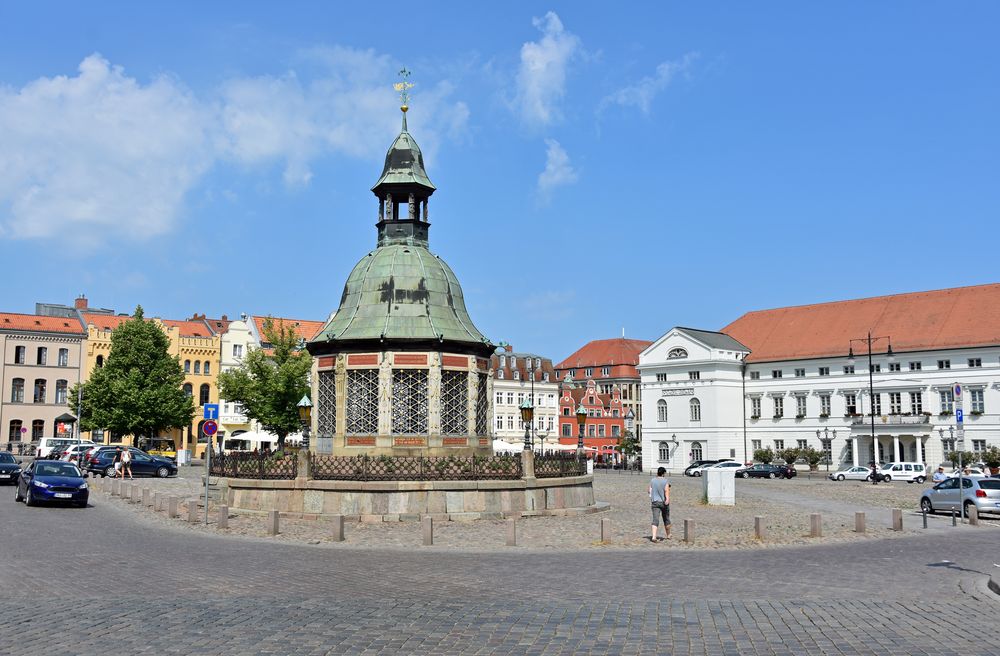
{"left": 2, "top": 476, "right": 1000, "bottom": 655}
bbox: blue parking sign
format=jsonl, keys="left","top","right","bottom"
{"left": 203, "top": 403, "right": 219, "bottom": 420}
{"left": 956, "top": 408, "right": 963, "bottom": 424}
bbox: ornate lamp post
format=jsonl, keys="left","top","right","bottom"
{"left": 519, "top": 397, "right": 534, "bottom": 451}
{"left": 297, "top": 395, "right": 312, "bottom": 451}
{"left": 575, "top": 403, "right": 587, "bottom": 456}
{"left": 847, "top": 333, "right": 893, "bottom": 483}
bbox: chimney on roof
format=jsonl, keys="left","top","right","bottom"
{"left": 74, "top": 295, "right": 88, "bottom": 310}
{"left": 221, "top": 314, "right": 228, "bottom": 321}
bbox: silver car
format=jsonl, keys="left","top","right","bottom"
{"left": 919, "top": 477, "right": 1000, "bottom": 516}
{"left": 829, "top": 465, "right": 873, "bottom": 482}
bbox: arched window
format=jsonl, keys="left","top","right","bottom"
{"left": 690, "top": 398, "right": 701, "bottom": 421}
{"left": 657, "top": 399, "right": 668, "bottom": 423}
{"left": 199, "top": 384, "right": 210, "bottom": 406}
{"left": 33, "top": 379, "right": 46, "bottom": 403}
{"left": 667, "top": 348, "right": 688, "bottom": 359}
{"left": 96, "top": 355, "right": 104, "bottom": 368}
{"left": 194, "top": 361, "right": 201, "bottom": 375}
{"left": 55, "top": 380, "right": 68, "bottom": 404}
{"left": 658, "top": 441, "right": 670, "bottom": 461}
{"left": 31, "top": 419, "right": 45, "bottom": 440}
{"left": 58, "top": 348, "right": 69, "bottom": 367}
{"left": 183, "top": 383, "right": 193, "bottom": 397}
{"left": 497, "top": 370, "right": 504, "bottom": 379}
{"left": 513, "top": 370, "right": 520, "bottom": 380}
{"left": 10, "top": 378, "right": 24, "bottom": 403}
{"left": 9, "top": 420, "right": 22, "bottom": 441}
{"left": 691, "top": 441, "right": 703, "bottom": 462}
{"left": 184, "top": 360, "right": 191, "bottom": 373}
{"left": 203, "top": 361, "right": 211, "bottom": 376}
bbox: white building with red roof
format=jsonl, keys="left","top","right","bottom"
{"left": 640, "top": 283, "right": 1000, "bottom": 474}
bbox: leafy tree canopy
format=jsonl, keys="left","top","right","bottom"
{"left": 753, "top": 447, "right": 774, "bottom": 464}
{"left": 217, "top": 317, "right": 313, "bottom": 450}
{"left": 618, "top": 430, "right": 640, "bottom": 456}
{"left": 70, "top": 306, "right": 193, "bottom": 444}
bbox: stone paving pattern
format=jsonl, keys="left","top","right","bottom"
{"left": 2, "top": 469, "right": 1000, "bottom": 654}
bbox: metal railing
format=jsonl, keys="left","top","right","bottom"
{"left": 208, "top": 452, "right": 296, "bottom": 479}
{"left": 310, "top": 454, "right": 522, "bottom": 481}
{"left": 534, "top": 452, "right": 587, "bottom": 478}
{"left": 1, "top": 442, "right": 37, "bottom": 456}
{"left": 850, "top": 414, "right": 931, "bottom": 426}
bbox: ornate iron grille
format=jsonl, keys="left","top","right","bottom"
{"left": 475, "top": 373, "right": 489, "bottom": 436}
{"left": 534, "top": 452, "right": 587, "bottom": 478}
{"left": 392, "top": 369, "right": 428, "bottom": 434}
{"left": 209, "top": 452, "right": 296, "bottom": 479}
{"left": 310, "top": 454, "right": 522, "bottom": 481}
{"left": 346, "top": 369, "right": 379, "bottom": 435}
{"left": 317, "top": 371, "right": 336, "bottom": 437}
{"left": 440, "top": 370, "right": 468, "bottom": 435}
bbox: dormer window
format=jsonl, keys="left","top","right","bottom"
{"left": 667, "top": 348, "right": 688, "bottom": 359}
{"left": 499, "top": 355, "right": 505, "bottom": 368}
{"left": 513, "top": 370, "right": 520, "bottom": 380}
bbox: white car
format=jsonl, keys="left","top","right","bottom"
{"left": 828, "top": 465, "right": 873, "bottom": 481}
{"left": 688, "top": 459, "right": 735, "bottom": 477}
{"left": 704, "top": 461, "right": 746, "bottom": 474}
{"left": 59, "top": 443, "right": 97, "bottom": 463}
{"left": 947, "top": 467, "right": 986, "bottom": 478}
{"left": 878, "top": 462, "right": 927, "bottom": 484}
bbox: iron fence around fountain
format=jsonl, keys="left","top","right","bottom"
{"left": 310, "top": 454, "right": 523, "bottom": 481}
{"left": 209, "top": 452, "right": 297, "bottom": 479}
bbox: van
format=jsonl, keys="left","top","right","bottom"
{"left": 36, "top": 437, "right": 83, "bottom": 459}
{"left": 879, "top": 462, "right": 927, "bottom": 484}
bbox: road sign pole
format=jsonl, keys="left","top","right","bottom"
{"left": 201, "top": 410, "right": 219, "bottom": 526}
{"left": 205, "top": 438, "right": 211, "bottom": 525}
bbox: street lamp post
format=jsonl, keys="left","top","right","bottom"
{"left": 848, "top": 333, "right": 893, "bottom": 485}
{"left": 297, "top": 395, "right": 312, "bottom": 451}
{"left": 575, "top": 403, "right": 587, "bottom": 458}
{"left": 527, "top": 357, "right": 535, "bottom": 447}
{"left": 519, "top": 397, "right": 534, "bottom": 452}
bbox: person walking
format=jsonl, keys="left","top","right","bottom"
{"left": 649, "top": 466, "right": 671, "bottom": 542}
{"left": 121, "top": 447, "right": 133, "bottom": 480}
{"left": 112, "top": 447, "right": 123, "bottom": 479}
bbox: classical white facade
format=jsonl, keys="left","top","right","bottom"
{"left": 490, "top": 349, "right": 559, "bottom": 447}
{"left": 218, "top": 317, "right": 254, "bottom": 449}
{"left": 640, "top": 327, "right": 1000, "bottom": 474}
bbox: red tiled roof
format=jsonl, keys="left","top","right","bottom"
{"left": 161, "top": 319, "right": 213, "bottom": 338}
{"left": 0, "top": 312, "right": 84, "bottom": 334}
{"left": 252, "top": 316, "right": 325, "bottom": 343}
{"left": 83, "top": 313, "right": 131, "bottom": 331}
{"left": 555, "top": 338, "right": 652, "bottom": 370}
{"left": 723, "top": 283, "right": 1000, "bottom": 363}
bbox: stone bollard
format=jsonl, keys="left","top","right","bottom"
{"left": 891, "top": 508, "right": 903, "bottom": 531}
{"left": 217, "top": 505, "right": 229, "bottom": 529}
{"left": 154, "top": 492, "right": 163, "bottom": 512}
{"left": 600, "top": 517, "right": 612, "bottom": 543}
{"left": 754, "top": 516, "right": 765, "bottom": 540}
{"left": 683, "top": 518, "right": 694, "bottom": 544}
{"left": 969, "top": 505, "right": 979, "bottom": 526}
{"left": 167, "top": 496, "right": 179, "bottom": 518}
{"left": 331, "top": 514, "right": 344, "bottom": 542}
{"left": 422, "top": 516, "right": 433, "bottom": 546}
{"left": 111, "top": 480, "right": 120, "bottom": 496}
{"left": 506, "top": 518, "right": 517, "bottom": 547}
{"left": 267, "top": 510, "right": 280, "bottom": 536}
{"left": 855, "top": 512, "right": 866, "bottom": 534}
{"left": 810, "top": 513, "right": 822, "bottom": 538}
{"left": 187, "top": 500, "right": 199, "bottom": 523}
{"left": 142, "top": 487, "right": 152, "bottom": 507}
{"left": 131, "top": 484, "right": 140, "bottom": 503}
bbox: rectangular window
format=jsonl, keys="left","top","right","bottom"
{"left": 750, "top": 397, "right": 761, "bottom": 418}
{"left": 495, "top": 416, "right": 503, "bottom": 430}
{"left": 611, "top": 425, "right": 620, "bottom": 437}
{"left": 771, "top": 370, "right": 782, "bottom": 379}
{"left": 889, "top": 392, "right": 901, "bottom": 414}
{"left": 601, "top": 366, "right": 610, "bottom": 376}
{"left": 909, "top": 392, "right": 923, "bottom": 414}
{"left": 507, "top": 416, "right": 514, "bottom": 430}
{"left": 749, "top": 371, "right": 760, "bottom": 380}
{"left": 796, "top": 395, "right": 806, "bottom": 417}
{"left": 37, "top": 347, "right": 47, "bottom": 365}
{"left": 939, "top": 390, "right": 954, "bottom": 413}
{"left": 968, "top": 358, "right": 982, "bottom": 368}
{"left": 14, "top": 345, "right": 25, "bottom": 364}
{"left": 843, "top": 365, "right": 855, "bottom": 375}
{"left": 598, "top": 425, "right": 606, "bottom": 437}
{"left": 909, "top": 361, "right": 922, "bottom": 371}
{"left": 33, "top": 379, "right": 46, "bottom": 403}
{"left": 517, "top": 393, "right": 524, "bottom": 405}
{"left": 872, "top": 364, "right": 881, "bottom": 373}
{"left": 845, "top": 394, "right": 857, "bottom": 415}
{"left": 972, "top": 439, "right": 986, "bottom": 454}
{"left": 588, "top": 425, "right": 595, "bottom": 437}
{"left": 774, "top": 439, "right": 784, "bottom": 451}
{"left": 57, "top": 348, "right": 69, "bottom": 367}
{"left": 495, "top": 392, "right": 503, "bottom": 406}
{"left": 561, "top": 424, "right": 571, "bottom": 437}
{"left": 656, "top": 373, "right": 667, "bottom": 382}
{"left": 818, "top": 367, "right": 830, "bottom": 376}
{"left": 971, "top": 389, "right": 985, "bottom": 413}
{"left": 751, "top": 439, "right": 761, "bottom": 452}
{"left": 821, "top": 439, "right": 832, "bottom": 462}
{"left": 233, "top": 344, "right": 243, "bottom": 358}
{"left": 773, "top": 397, "right": 784, "bottom": 418}
{"left": 507, "top": 392, "right": 514, "bottom": 405}
{"left": 820, "top": 394, "right": 831, "bottom": 416}
{"left": 547, "top": 417, "right": 554, "bottom": 431}
{"left": 585, "top": 368, "right": 593, "bottom": 377}
{"left": 941, "top": 438, "right": 955, "bottom": 454}
{"left": 797, "top": 439, "right": 807, "bottom": 450}
{"left": 10, "top": 379, "right": 24, "bottom": 403}
{"left": 55, "top": 380, "right": 68, "bottom": 404}
{"left": 888, "top": 362, "right": 900, "bottom": 372}
{"left": 794, "top": 368, "right": 805, "bottom": 377}
{"left": 547, "top": 394, "right": 555, "bottom": 406}
{"left": 937, "top": 360, "right": 950, "bottom": 370}
{"left": 688, "top": 371, "right": 700, "bottom": 380}
{"left": 872, "top": 393, "right": 881, "bottom": 415}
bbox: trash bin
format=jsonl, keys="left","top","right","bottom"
{"left": 176, "top": 449, "right": 191, "bottom": 466}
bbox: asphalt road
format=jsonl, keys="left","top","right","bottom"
{"left": 2, "top": 485, "right": 999, "bottom": 655}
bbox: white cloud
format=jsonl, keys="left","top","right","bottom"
{"left": 0, "top": 54, "right": 213, "bottom": 242}
{"left": 513, "top": 12, "right": 581, "bottom": 127}
{"left": 599, "top": 53, "right": 699, "bottom": 115}
{"left": 537, "top": 138, "right": 578, "bottom": 197}
{"left": 0, "top": 50, "right": 470, "bottom": 243}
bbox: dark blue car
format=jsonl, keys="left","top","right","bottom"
{"left": 86, "top": 447, "right": 176, "bottom": 479}
{"left": 15, "top": 460, "right": 88, "bottom": 507}
{"left": 0, "top": 452, "right": 22, "bottom": 485}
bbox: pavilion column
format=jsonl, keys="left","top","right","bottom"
{"left": 916, "top": 435, "right": 923, "bottom": 464}
{"left": 466, "top": 369, "right": 478, "bottom": 437}
{"left": 378, "top": 354, "right": 392, "bottom": 436}
{"left": 852, "top": 437, "right": 859, "bottom": 467}
{"left": 427, "top": 354, "right": 441, "bottom": 436}
{"left": 893, "top": 435, "right": 900, "bottom": 462}
{"left": 335, "top": 354, "right": 347, "bottom": 440}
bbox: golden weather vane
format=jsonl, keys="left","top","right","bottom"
{"left": 394, "top": 68, "right": 414, "bottom": 111}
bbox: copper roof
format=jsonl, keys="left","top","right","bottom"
{"left": 0, "top": 312, "right": 84, "bottom": 334}
{"left": 555, "top": 338, "right": 652, "bottom": 370}
{"left": 723, "top": 283, "right": 1000, "bottom": 363}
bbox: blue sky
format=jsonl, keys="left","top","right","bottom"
{"left": 1, "top": 2, "right": 997, "bottom": 360}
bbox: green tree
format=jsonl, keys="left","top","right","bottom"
{"left": 70, "top": 306, "right": 193, "bottom": 446}
{"left": 945, "top": 450, "right": 976, "bottom": 468}
{"left": 981, "top": 446, "right": 1000, "bottom": 473}
{"left": 618, "top": 430, "right": 640, "bottom": 457}
{"left": 778, "top": 447, "right": 801, "bottom": 466}
{"left": 217, "top": 317, "right": 313, "bottom": 451}
{"left": 800, "top": 446, "right": 823, "bottom": 471}
{"left": 753, "top": 447, "right": 774, "bottom": 464}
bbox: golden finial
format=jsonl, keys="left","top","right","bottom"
{"left": 394, "top": 67, "right": 414, "bottom": 112}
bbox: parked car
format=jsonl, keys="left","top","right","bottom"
{"left": 59, "top": 443, "right": 97, "bottom": 464}
{"left": 769, "top": 463, "right": 797, "bottom": 479}
{"left": 947, "top": 467, "right": 986, "bottom": 478}
{"left": 86, "top": 447, "right": 177, "bottom": 478}
{"left": 14, "top": 460, "right": 88, "bottom": 507}
{"left": 920, "top": 477, "right": 1000, "bottom": 517}
{"left": 704, "top": 461, "right": 745, "bottom": 474}
{"left": 0, "top": 452, "right": 22, "bottom": 485}
{"left": 686, "top": 460, "right": 736, "bottom": 477}
{"left": 878, "top": 462, "right": 927, "bottom": 484}
{"left": 683, "top": 460, "right": 720, "bottom": 477}
{"left": 36, "top": 437, "right": 82, "bottom": 459}
{"left": 739, "top": 463, "right": 785, "bottom": 479}
{"left": 829, "top": 465, "right": 874, "bottom": 481}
